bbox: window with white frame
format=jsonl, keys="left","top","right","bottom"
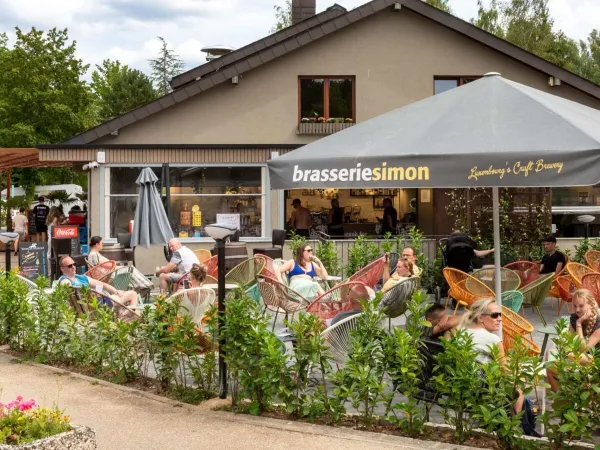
{"left": 107, "top": 166, "right": 265, "bottom": 239}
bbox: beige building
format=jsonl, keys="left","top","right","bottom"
{"left": 39, "top": 0, "right": 600, "bottom": 243}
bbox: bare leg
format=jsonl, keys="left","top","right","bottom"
{"left": 159, "top": 273, "right": 170, "bottom": 292}
{"left": 13, "top": 236, "right": 19, "bottom": 255}
{"left": 546, "top": 368, "right": 559, "bottom": 393}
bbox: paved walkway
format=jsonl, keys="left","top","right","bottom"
{"left": 0, "top": 353, "right": 475, "bottom": 450}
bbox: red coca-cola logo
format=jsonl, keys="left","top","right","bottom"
{"left": 53, "top": 227, "right": 78, "bottom": 238}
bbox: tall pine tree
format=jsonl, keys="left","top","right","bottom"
{"left": 148, "top": 37, "right": 185, "bottom": 96}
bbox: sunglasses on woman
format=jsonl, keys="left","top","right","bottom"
{"left": 482, "top": 312, "right": 502, "bottom": 319}
{"left": 305, "top": 249, "right": 313, "bottom": 253}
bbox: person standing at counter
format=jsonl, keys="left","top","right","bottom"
{"left": 289, "top": 198, "right": 311, "bottom": 238}
{"left": 380, "top": 198, "right": 398, "bottom": 235}
{"left": 328, "top": 198, "right": 345, "bottom": 237}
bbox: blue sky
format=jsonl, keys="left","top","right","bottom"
{"left": 1, "top": 0, "right": 598, "bottom": 78}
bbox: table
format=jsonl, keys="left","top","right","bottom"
{"left": 538, "top": 325, "right": 558, "bottom": 358}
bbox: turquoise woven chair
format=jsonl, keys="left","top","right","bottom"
{"left": 501, "top": 290, "right": 523, "bottom": 313}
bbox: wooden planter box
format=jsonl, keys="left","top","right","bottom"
{"left": 0, "top": 426, "right": 96, "bottom": 450}
{"left": 297, "top": 122, "right": 354, "bottom": 135}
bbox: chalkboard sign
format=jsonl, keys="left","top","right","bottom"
{"left": 28, "top": 209, "right": 37, "bottom": 235}
{"left": 18, "top": 242, "right": 48, "bottom": 280}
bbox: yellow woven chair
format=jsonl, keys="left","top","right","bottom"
{"left": 565, "top": 262, "right": 597, "bottom": 288}
{"left": 584, "top": 250, "right": 600, "bottom": 272}
{"left": 193, "top": 249, "right": 213, "bottom": 264}
{"left": 225, "top": 256, "right": 266, "bottom": 289}
{"left": 443, "top": 268, "right": 494, "bottom": 315}
{"left": 469, "top": 268, "right": 521, "bottom": 292}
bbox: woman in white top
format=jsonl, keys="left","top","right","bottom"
{"left": 459, "top": 298, "right": 525, "bottom": 413}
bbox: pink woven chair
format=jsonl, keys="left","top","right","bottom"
{"left": 306, "top": 282, "right": 372, "bottom": 321}
{"left": 347, "top": 257, "right": 385, "bottom": 289}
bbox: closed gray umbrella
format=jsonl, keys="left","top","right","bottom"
{"left": 130, "top": 167, "right": 174, "bottom": 248}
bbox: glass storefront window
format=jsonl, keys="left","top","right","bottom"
{"left": 108, "top": 166, "right": 264, "bottom": 239}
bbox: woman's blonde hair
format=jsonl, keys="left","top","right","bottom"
{"left": 46, "top": 206, "right": 61, "bottom": 226}
{"left": 572, "top": 289, "right": 599, "bottom": 338}
{"left": 397, "top": 258, "right": 414, "bottom": 276}
{"left": 459, "top": 297, "right": 497, "bottom": 329}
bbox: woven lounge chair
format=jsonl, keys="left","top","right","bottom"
{"left": 306, "top": 282, "right": 372, "bottom": 322}
{"left": 443, "top": 268, "right": 494, "bottom": 314}
{"left": 84, "top": 260, "right": 117, "bottom": 282}
{"left": 501, "top": 290, "right": 524, "bottom": 313}
{"left": 519, "top": 273, "right": 553, "bottom": 326}
{"left": 347, "top": 257, "right": 385, "bottom": 289}
{"left": 193, "top": 249, "right": 212, "bottom": 264}
{"left": 581, "top": 273, "right": 600, "bottom": 307}
{"left": 584, "top": 250, "right": 600, "bottom": 272}
{"left": 470, "top": 268, "right": 521, "bottom": 292}
{"left": 256, "top": 276, "right": 311, "bottom": 331}
{"left": 379, "top": 277, "right": 418, "bottom": 330}
{"left": 503, "top": 261, "right": 540, "bottom": 288}
{"left": 565, "top": 262, "right": 596, "bottom": 289}
{"left": 321, "top": 313, "right": 362, "bottom": 365}
{"left": 556, "top": 276, "right": 576, "bottom": 314}
{"left": 166, "top": 288, "right": 217, "bottom": 325}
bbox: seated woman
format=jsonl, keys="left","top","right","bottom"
{"left": 381, "top": 255, "right": 414, "bottom": 294}
{"left": 187, "top": 263, "right": 207, "bottom": 289}
{"left": 58, "top": 255, "right": 139, "bottom": 315}
{"left": 87, "top": 236, "right": 154, "bottom": 292}
{"left": 546, "top": 289, "right": 600, "bottom": 392}
{"left": 459, "top": 298, "right": 525, "bottom": 414}
{"left": 276, "top": 243, "right": 328, "bottom": 301}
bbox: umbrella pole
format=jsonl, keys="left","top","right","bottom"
{"left": 492, "top": 187, "right": 503, "bottom": 338}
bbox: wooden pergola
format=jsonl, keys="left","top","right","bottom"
{"left": 0, "top": 148, "right": 70, "bottom": 198}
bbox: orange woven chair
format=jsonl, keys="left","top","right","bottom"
{"left": 84, "top": 260, "right": 117, "bottom": 282}
{"left": 347, "top": 257, "right": 385, "bottom": 289}
{"left": 581, "top": 273, "right": 600, "bottom": 307}
{"left": 503, "top": 261, "right": 540, "bottom": 288}
{"left": 193, "top": 249, "right": 212, "bottom": 264}
{"left": 205, "top": 255, "right": 218, "bottom": 278}
{"left": 306, "top": 282, "right": 372, "bottom": 321}
{"left": 585, "top": 250, "right": 600, "bottom": 272}
{"left": 501, "top": 306, "right": 539, "bottom": 355}
{"left": 565, "top": 262, "right": 597, "bottom": 288}
{"left": 443, "top": 268, "right": 494, "bottom": 314}
{"left": 556, "top": 276, "right": 576, "bottom": 314}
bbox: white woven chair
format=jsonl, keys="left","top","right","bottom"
{"left": 320, "top": 313, "right": 362, "bottom": 365}
{"left": 16, "top": 274, "right": 38, "bottom": 293}
{"left": 167, "top": 287, "right": 216, "bottom": 325}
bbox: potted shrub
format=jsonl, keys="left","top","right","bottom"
{"left": 0, "top": 396, "right": 96, "bottom": 449}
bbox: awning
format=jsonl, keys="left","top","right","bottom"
{"left": 0, "top": 148, "right": 70, "bottom": 170}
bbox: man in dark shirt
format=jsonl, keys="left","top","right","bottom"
{"left": 445, "top": 231, "right": 494, "bottom": 273}
{"left": 539, "top": 235, "right": 566, "bottom": 275}
{"left": 32, "top": 196, "right": 50, "bottom": 242}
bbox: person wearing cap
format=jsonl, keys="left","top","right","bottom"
{"left": 539, "top": 235, "right": 566, "bottom": 275}
{"left": 289, "top": 198, "right": 311, "bottom": 238}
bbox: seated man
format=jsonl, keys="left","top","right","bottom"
{"left": 424, "top": 304, "right": 462, "bottom": 341}
{"left": 58, "top": 255, "right": 139, "bottom": 312}
{"left": 401, "top": 246, "right": 422, "bottom": 277}
{"left": 155, "top": 238, "right": 200, "bottom": 292}
{"left": 539, "top": 235, "right": 566, "bottom": 275}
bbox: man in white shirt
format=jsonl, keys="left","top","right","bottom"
{"left": 12, "top": 207, "right": 28, "bottom": 256}
{"left": 155, "top": 238, "right": 199, "bottom": 291}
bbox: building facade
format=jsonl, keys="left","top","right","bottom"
{"left": 39, "top": 0, "right": 600, "bottom": 243}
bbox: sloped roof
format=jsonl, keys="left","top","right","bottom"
{"left": 62, "top": 0, "right": 600, "bottom": 145}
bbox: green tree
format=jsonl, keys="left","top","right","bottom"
{"left": 148, "top": 37, "right": 185, "bottom": 96}
{"left": 270, "top": 0, "right": 292, "bottom": 33}
{"left": 91, "top": 59, "right": 157, "bottom": 121}
{"left": 425, "top": 0, "right": 452, "bottom": 13}
{"left": 471, "top": 0, "right": 600, "bottom": 85}
{"left": 0, "top": 27, "right": 92, "bottom": 148}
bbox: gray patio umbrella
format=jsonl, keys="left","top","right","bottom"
{"left": 130, "top": 167, "right": 174, "bottom": 248}
{"left": 267, "top": 73, "right": 600, "bottom": 332}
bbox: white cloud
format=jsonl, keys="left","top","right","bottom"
{"left": 0, "top": 0, "right": 596, "bottom": 82}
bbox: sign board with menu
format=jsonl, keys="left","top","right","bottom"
{"left": 52, "top": 225, "right": 80, "bottom": 255}
{"left": 18, "top": 242, "right": 48, "bottom": 280}
{"left": 216, "top": 214, "right": 241, "bottom": 230}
